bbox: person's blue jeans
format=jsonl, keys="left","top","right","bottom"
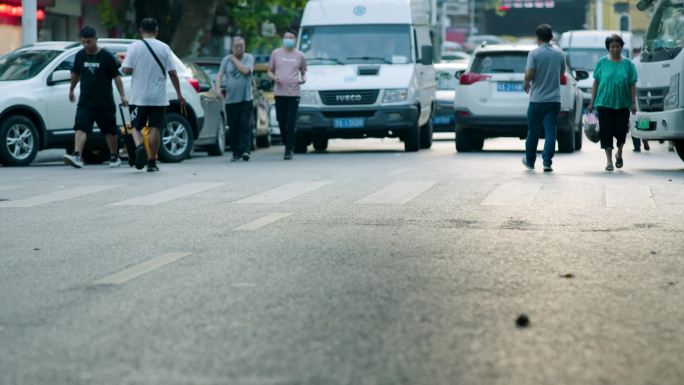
{"left": 526, "top": 102, "right": 560, "bottom": 167}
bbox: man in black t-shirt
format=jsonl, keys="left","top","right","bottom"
{"left": 63, "top": 26, "right": 128, "bottom": 168}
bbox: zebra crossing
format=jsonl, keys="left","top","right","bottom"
{"left": 0, "top": 180, "right": 662, "bottom": 209}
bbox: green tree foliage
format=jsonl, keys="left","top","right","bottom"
{"left": 224, "top": 0, "right": 307, "bottom": 52}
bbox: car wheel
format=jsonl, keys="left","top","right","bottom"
{"left": 404, "top": 123, "right": 420, "bottom": 152}
{"left": 206, "top": 117, "right": 226, "bottom": 157}
{"left": 455, "top": 131, "right": 473, "bottom": 152}
{"left": 0, "top": 115, "right": 39, "bottom": 167}
{"left": 256, "top": 132, "right": 271, "bottom": 148}
{"left": 574, "top": 119, "right": 583, "bottom": 151}
{"left": 557, "top": 128, "right": 575, "bottom": 153}
{"left": 313, "top": 136, "right": 328, "bottom": 152}
{"left": 419, "top": 118, "right": 433, "bottom": 149}
{"left": 159, "top": 112, "right": 194, "bottom": 163}
{"left": 472, "top": 135, "right": 484, "bottom": 151}
{"left": 674, "top": 140, "right": 684, "bottom": 162}
{"left": 294, "top": 132, "right": 309, "bottom": 154}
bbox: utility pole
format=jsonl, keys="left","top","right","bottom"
{"left": 469, "top": 0, "right": 475, "bottom": 36}
{"left": 21, "top": 0, "right": 38, "bottom": 46}
{"left": 596, "top": 0, "right": 604, "bottom": 30}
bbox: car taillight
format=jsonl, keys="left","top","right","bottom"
{"left": 188, "top": 78, "right": 201, "bottom": 93}
{"left": 459, "top": 73, "right": 491, "bottom": 85}
{"left": 560, "top": 73, "right": 568, "bottom": 85}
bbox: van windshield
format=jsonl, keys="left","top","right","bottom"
{"left": 0, "top": 50, "right": 62, "bottom": 81}
{"left": 644, "top": 0, "right": 684, "bottom": 51}
{"left": 565, "top": 48, "right": 629, "bottom": 71}
{"left": 300, "top": 25, "right": 412, "bottom": 65}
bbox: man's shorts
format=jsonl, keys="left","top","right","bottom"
{"left": 130, "top": 106, "right": 167, "bottom": 131}
{"left": 74, "top": 106, "right": 117, "bottom": 136}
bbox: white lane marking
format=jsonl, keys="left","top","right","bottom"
{"left": 481, "top": 182, "right": 542, "bottom": 206}
{"left": 92, "top": 252, "right": 192, "bottom": 285}
{"left": 235, "top": 181, "right": 332, "bottom": 204}
{"left": 389, "top": 168, "right": 411, "bottom": 176}
{"left": 236, "top": 212, "right": 291, "bottom": 231}
{"left": 0, "top": 185, "right": 121, "bottom": 208}
{"left": 232, "top": 282, "right": 258, "bottom": 288}
{"left": 606, "top": 185, "right": 656, "bottom": 208}
{"left": 357, "top": 181, "right": 436, "bottom": 204}
{"left": 110, "top": 183, "right": 226, "bottom": 206}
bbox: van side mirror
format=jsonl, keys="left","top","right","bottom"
{"left": 48, "top": 70, "right": 71, "bottom": 86}
{"left": 421, "top": 45, "right": 434, "bottom": 65}
{"left": 258, "top": 79, "right": 274, "bottom": 91}
{"left": 574, "top": 70, "right": 590, "bottom": 81}
{"left": 455, "top": 70, "right": 466, "bottom": 79}
{"left": 636, "top": 0, "right": 654, "bottom": 11}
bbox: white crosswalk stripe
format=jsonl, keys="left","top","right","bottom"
{"left": 357, "top": 181, "right": 436, "bottom": 204}
{"left": 92, "top": 252, "right": 192, "bottom": 285}
{"left": 109, "top": 183, "right": 226, "bottom": 206}
{"left": 236, "top": 212, "right": 291, "bottom": 231}
{"left": 0, "top": 185, "right": 19, "bottom": 193}
{"left": 0, "top": 185, "right": 121, "bottom": 208}
{"left": 606, "top": 185, "right": 656, "bottom": 208}
{"left": 235, "top": 181, "right": 332, "bottom": 204}
{"left": 481, "top": 182, "right": 542, "bottom": 206}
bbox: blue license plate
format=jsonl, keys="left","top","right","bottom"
{"left": 333, "top": 118, "right": 365, "bottom": 129}
{"left": 432, "top": 115, "right": 453, "bottom": 125}
{"left": 496, "top": 82, "right": 524, "bottom": 93}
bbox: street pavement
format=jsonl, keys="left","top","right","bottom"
{"left": 1, "top": 135, "right": 683, "bottom": 385}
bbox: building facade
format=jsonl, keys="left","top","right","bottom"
{"left": 586, "top": 0, "right": 651, "bottom": 47}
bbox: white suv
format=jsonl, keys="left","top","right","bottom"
{"left": 453, "top": 44, "right": 587, "bottom": 153}
{"left": 0, "top": 39, "right": 225, "bottom": 166}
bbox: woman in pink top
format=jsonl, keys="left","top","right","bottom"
{"left": 268, "top": 30, "right": 307, "bottom": 160}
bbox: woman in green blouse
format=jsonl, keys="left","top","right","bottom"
{"left": 587, "top": 34, "right": 638, "bottom": 171}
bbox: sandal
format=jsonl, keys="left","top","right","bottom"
{"left": 615, "top": 156, "right": 624, "bottom": 169}
{"left": 606, "top": 164, "right": 614, "bottom": 171}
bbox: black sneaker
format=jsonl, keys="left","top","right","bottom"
{"left": 146, "top": 160, "right": 159, "bottom": 172}
{"left": 135, "top": 145, "right": 147, "bottom": 170}
{"left": 230, "top": 157, "right": 240, "bottom": 162}
{"left": 543, "top": 165, "right": 553, "bottom": 173}
{"left": 521, "top": 157, "right": 533, "bottom": 170}
{"left": 242, "top": 152, "right": 251, "bottom": 161}
{"left": 284, "top": 152, "right": 293, "bottom": 160}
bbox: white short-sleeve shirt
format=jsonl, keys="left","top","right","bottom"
{"left": 123, "top": 38, "right": 177, "bottom": 106}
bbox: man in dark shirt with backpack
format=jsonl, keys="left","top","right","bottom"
{"left": 64, "top": 26, "right": 128, "bottom": 168}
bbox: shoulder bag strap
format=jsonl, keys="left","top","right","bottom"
{"left": 141, "top": 39, "right": 166, "bottom": 79}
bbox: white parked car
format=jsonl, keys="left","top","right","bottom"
{"left": 433, "top": 62, "right": 468, "bottom": 132}
{"left": 0, "top": 39, "right": 225, "bottom": 166}
{"left": 453, "top": 44, "right": 588, "bottom": 153}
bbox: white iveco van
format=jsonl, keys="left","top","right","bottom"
{"left": 560, "top": 30, "right": 633, "bottom": 108}
{"left": 295, "top": 0, "right": 436, "bottom": 153}
{"left": 632, "top": 0, "right": 684, "bottom": 162}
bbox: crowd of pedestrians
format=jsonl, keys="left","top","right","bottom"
{"left": 62, "top": 19, "right": 663, "bottom": 174}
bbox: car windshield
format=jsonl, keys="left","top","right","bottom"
{"left": 196, "top": 63, "right": 220, "bottom": 82}
{"left": 565, "top": 48, "right": 629, "bottom": 71}
{"left": 300, "top": 24, "right": 413, "bottom": 65}
{"left": 0, "top": 49, "right": 62, "bottom": 81}
{"left": 436, "top": 70, "right": 459, "bottom": 90}
{"left": 644, "top": 0, "right": 684, "bottom": 50}
{"left": 471, "top": 52, "right": 528, "bottom": 74}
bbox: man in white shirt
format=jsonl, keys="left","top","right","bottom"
{"left": 122, "top": 18, "right": 186, "bottom": 172}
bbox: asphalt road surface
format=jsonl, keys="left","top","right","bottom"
{"left": 1, "top": 135, "right": 683, "bottom": 385}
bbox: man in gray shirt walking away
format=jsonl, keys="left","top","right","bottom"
{"left": 523, "top": 24, "right": 566, "bottom": 172}
{"left": 216, "top": 36, "right": 255, "bottom": 162}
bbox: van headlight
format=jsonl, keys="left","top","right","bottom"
{"left": 665, "top": 74, "right": 680, "bottom": 110}
{"left": 300, "top": 91, "right": 318, "bottom": 106}
{"left": 383, "top": 89, "right": 409, "bottom": 103}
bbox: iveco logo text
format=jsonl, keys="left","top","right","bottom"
{"left": 336, "top": 94, "right": 363, "bottom": 102}
{"left": 353, "top": 5, "right": 367, "bottom": 16}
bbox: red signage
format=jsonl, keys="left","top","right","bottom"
{"left": 0, "top": 3, "right": 46, "bottom": 20}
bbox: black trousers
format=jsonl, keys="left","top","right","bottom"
{"left": 275, "top": 96, "right": 300, "bottom": 153}
{"left": 596, "top": 107, "right": 630, "bottom": 150}
{"left": 226, "top": 101, "right": 253, "bottom": 158}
